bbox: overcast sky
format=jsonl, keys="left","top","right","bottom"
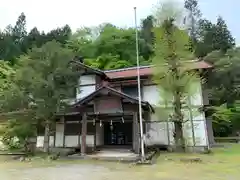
{"left": 0, "top": 0, "right": 238, "bottom": 43}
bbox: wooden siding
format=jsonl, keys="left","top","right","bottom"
{"left": 94, "top": 96, "right": 122, "bottom": 113}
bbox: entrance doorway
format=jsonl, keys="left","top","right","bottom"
{"left": 104, "top": 121, "right": 132, "bottom": 146}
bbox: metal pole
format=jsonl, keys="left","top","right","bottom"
{"left": 134, "top": 7, "right": 145, "bottom": 161}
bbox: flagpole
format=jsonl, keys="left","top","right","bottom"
{"left": 134, "top": 6, "right": 145, "bottom": 161}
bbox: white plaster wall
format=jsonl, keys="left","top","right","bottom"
{"left": 0, "top": 140, "right": 4, "bottom": 150}
{"left": 79, "top": 75, "right": 96, "bottom": 85}
{"left": 142, "top": 80, "right": 204, "bottom": 107}
{"left": 145, "top": 109, "right": 207, "bottom": 147}
{"left": 145, "top": 119, "right": 208, "bottom": 147}
{"left": 182, "top": 108, "right": 208, "bottom": 146}
{"left": 65, "top": 136, "right": 78, "bottom": 147}
{"left": 183, "top": 121, "right": 194, "bottom": 146}
{"left": 96, "top": 123, "right": 104, "bottom": 146}
{"left": 77, "top": 85, "right": 96, "bottom": 99}
{"left": 145, "top": 113, "right": 174, "bottom": 146}
{"left": 143, "top": 79, "right": 208, "bottom": 147}
{"left": 190, "top": 81, "right": 203, "bottom": 106}
{"left": 36, "top": 136, "right": 54, "bottom": 148}
{"left": 64, "top": 135, "right": 94, "bottom": 147}
{"left": 193, "top": 120, "right": 208, "bottom": 146}
{"left": 145, "top": 122, "right": 172, "bottom": 145}
{"left": 55, "top": 124, "right": 64, "bottom": 147}
{"left": 76, "top": 75, "right": 96, "bottom": 99}
{"left": 142, "top": 85, "right": 162, "bottom": 106}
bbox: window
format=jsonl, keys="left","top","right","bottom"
{"left": 122, "top": 85, "right": 138, "bottom": 98}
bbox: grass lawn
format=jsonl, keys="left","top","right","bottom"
{"left": 0, "top": 144, "right": 240, "bottom": 180}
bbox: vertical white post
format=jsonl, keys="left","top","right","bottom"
{"left": 134, "top": 7, "right": 145, "bottom": 161}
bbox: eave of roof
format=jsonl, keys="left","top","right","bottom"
{"left": 70, "top": 60, "right": 108, "bottom": 79}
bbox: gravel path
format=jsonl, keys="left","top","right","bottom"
{"left": 0, "top": 164, "right": 116, "bottom": 180}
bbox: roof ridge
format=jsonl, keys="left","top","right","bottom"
{"left": 104, "top": 65, "right": 152, "bottom": 73}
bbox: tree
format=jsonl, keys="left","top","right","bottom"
{"left": 196, "top": 17, "right": 235, "bottom": 57}
{"left": 23, "top": 27, "right": 43, "bottom": 49}
{"left": 0, "top": 61, "right": 36, "bottom": 152}
{"left": 140, "top": 15, "right": 155, "bottom": 60}
{"left": 184, "top": 0, "right": 201, "bottom": 52}
{"left": 152, "top": 0, "right": 200, "bottom": 151}
{"left": 0, "top": 61, "right": 15, "bottom": 93}
{"left": 1, "top": 41, "right": 79, "bottom": 153}
{"left": 45, "top": 25, "right": 72, "bottom": 45}
{"left": 93, "top": 24, "right": 138, "bottom": 64}
{"left": 12, "top": 13, "right": 28, "bottom": 55}
{"left": 12, "top": 13, "right": 27, "bottom": 42}
{"left": 214, "top": 17, "right": 235, "bottom": 52}
{"left": 0, "top": 27, "right": 22, "bottom": 63}
{"left": 204, "top": 48, "right": 240, "bottom": 137}
{"left": 67, "top": 23, "right": 150, "bottom": 69}
{"left": 67, "top": 27, "right": 96, "bottom": 58}
{"left": 0, "top": 118, "right": 36, "bottom": 152}
{"left": 205, "top": 48, "right": 240, "bottom": 107}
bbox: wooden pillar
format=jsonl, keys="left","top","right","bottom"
{"left": 81, "top": 113, "right": 87, "bottom": 155}
{"left": 53, "top": 122, "right": 56, "bottom": 147}
{"left": 133, "top": 112, "right": 140, "bottom": 154}
{"left": 94, "top": 121, "right": 97, "bottom": 151}
{"left": 78, "top": 119, "right": 81, "bottom": 148}
{"left": 63, "top": 116, "right": 66, "bottom": 148}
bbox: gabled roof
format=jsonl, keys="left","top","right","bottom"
{"left": 104, "top": 60, "right": 212, "bottom": 79}
{"left": 72, "top": 86, "right": 154, "bottom": 113}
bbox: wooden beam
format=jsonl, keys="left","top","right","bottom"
{"left": 81, "top": 113, "right": 87, "bottom": 155}
{"left": 133, "top": 112, "right": 140, "bottom": 154}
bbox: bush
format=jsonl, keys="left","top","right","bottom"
{"left": 0, "top": 119, "right": 36, "bottom": 151}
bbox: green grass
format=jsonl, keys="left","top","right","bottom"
{"left": 0, "top": 144, "right": 240, "bottom": 180}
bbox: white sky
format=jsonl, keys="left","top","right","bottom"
{"left": 0, "top": 0, "right": 161, "bottom": 32}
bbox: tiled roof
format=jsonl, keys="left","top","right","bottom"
{"left": 105, "top": 61, "right": 212, "bottom": 79}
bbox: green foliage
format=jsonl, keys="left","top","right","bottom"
{"left": 195, "top": 17, "right": 235, "bottom": 57}
{"left": 204, "top": 48, "right": 240, "bottom": 137}
{"left": 212, "top": 104, "right": 233, "bottom": 122}
{"left": 205, "top": 48, "right": 240, "bottom": 106}
{"left": 152, "top": 1, "right": 200, "bottom": 105}
{"left": 211, "top": 101, "right": 240, "bottom": 136}
{"left": 0, "top": 41, "right": 79, "bottom": 152}
{"left": 66, "top": 23, "right": 153, "bottom": 69}
{"left": 13, "top": 41, "right": 78, "bottom": 120}
{"left": 184, "top": 0, "right": 202, "bottom": 51}
{"left": 0, "top": 119, "right": 36, "bottom": 150}
{"left": 140, "top": 15, "right": 155, "bottom": 60}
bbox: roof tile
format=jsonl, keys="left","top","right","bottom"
{"left": 105, "top": 61, "right": 212, "bottom": 79}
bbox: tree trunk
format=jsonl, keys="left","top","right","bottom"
{"left": 43, "top": 122, "right": 50, "bottom": 154}
{"left": 174, "top": 121, "right": 185, "bottom": 152}
{"left": 173, "top": 91, "right": 185, "bottom": 152}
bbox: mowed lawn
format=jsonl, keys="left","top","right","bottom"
{"left": 0, "top": 144, "right": 240, "bottom": 180}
